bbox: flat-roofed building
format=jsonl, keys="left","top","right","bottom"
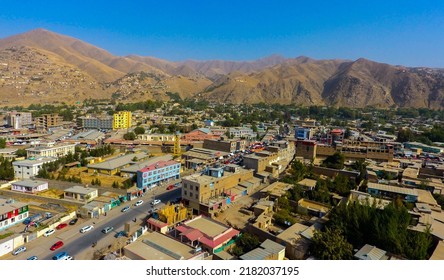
{"left": 12, "top": 157, "right": 57, "bottom": 179}
{"left": 26, "top": 143, "right": 76, "bottom": 158}
{"left": 0, "top": 198, "right": 29, "bottom": 231}
{"left": 64, "top": 185, "right": 98, "bottom": 202}
{"left": 35, "top": 113, "right": 63, "bottom": 130}
{"left": 240, "top": 239, "right": 285, "bottom": 260}
{"left": 203, "top": 138, "right": 246, "bottom": 153}
{"left": 367, "top": 182, "right": 418, "bottom": 203}
{"left": 182, "top": 148, "right": 229, "bottom": 169}
{"left": 113, "top": 111, "right": 132, "bottom": 130}
{"left": 124, "top": 231, "right": 206, "bottom": 260}
{"left": 11, "top": 179, "right": 48, "bottom": 194}
{"left": 87, "top": 152, "right": 149, "bottom": 175}
{"left": 136, "top": 160, "right": 180, "bottom": 190}
{"left": 182, "top": 166, "right": 254, "bottom": 216}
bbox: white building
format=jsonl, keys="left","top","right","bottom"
{"left": 26, "top": 143, "right": 76, "bottom": 158}
{"left": 13, "top": 157, "right": 57, "bottom": 179}
{"left": 11, "top": 180, "right": 48, "bottom": 194}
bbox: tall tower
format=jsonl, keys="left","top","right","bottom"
{"left": 173, "top": 131, "right": 181, "bottom": 157}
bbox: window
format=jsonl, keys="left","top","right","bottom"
{"left": 184, "top": 191, "right": 187, "bottom": 196}
{"left": 195, "top": 194, "right": 198, "bottom": 199}
{"left": 195, "top": 186, "right": 199, "bottom": 191}
{"left": 190, "top": 192, "right": 193, "bottom": 198}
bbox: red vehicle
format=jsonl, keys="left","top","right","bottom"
{"left": 166, "top": 185, "right": 174, "bottom": 190}
{"left": 50, "top": 241, "right": 64, "bottom": 251}
{"left": 56, "top": 223, "right": 68, "bottom": 230}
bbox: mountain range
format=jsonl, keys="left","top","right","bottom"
{"left": 0, "top": 28, "right": 443, "bottom": 108}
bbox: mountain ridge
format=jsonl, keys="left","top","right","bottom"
{"left": 1, "top": 28, "right": 444, "bottom": 108}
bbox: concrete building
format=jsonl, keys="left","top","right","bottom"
{"left": 87, "top": 152, "right": 149, "bottom": 175}
{"left": 124, "top": 231, "right": 206, "bottom": 260}
{"left": 11, "top": 179, "right": 48, "bottom": 194}
{"left": 182, "top": 166, "right": 254, "bottom": 216}
{"left": 64, "top": 186, "right": 98, "bottom": 203}
{"left": 240, "top": 239, "right": 285, "bottom": 260}
{"left": 77, "top": 115, "right": 113, "bottom": 130}
{"left": 26, "top": 143, "right": 76, "bottom": 158}
{"left": 5, "top": 112, "right": 32, "bottom": 129}
{"left": 182, "top": 148, "right": 229, "bottom": 170}
{"left": 113, "top": 111, "right": 132, "bottom": 130}
{"left": 203, "top": 138, "right": 246, "bottom": 153}
{"left": 35, "top": 114, "right": 63, "bottom": 130}
{"left": 136, "top": 160, "right": 181, "bottom": 190}
{"left": 367, "top": 182, "right": 418, "bottom": 203}
{"left": 65, "top": 130, "right": 105, "bottom": 146}
{"left": 182, "top": 128, "right": 219, "bottom": 142}
{"left": 0, "top": 198, "right": 29, "bottom": 231}
{"left": 294, "top": 126, "right": 313, "bottom": 140}
{"left": 228, "top": 127, "right": 256, "bottom": 140}
{"left": 13, "top": 157, "right": 57, "bottom": 179}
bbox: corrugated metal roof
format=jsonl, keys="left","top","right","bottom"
{"left": 354, "top": 244, "right": 387, "bottom": 260}
{"left": 368, "top": 182, "right": 418, "bottom": 196}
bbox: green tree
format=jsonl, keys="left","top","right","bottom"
{"left": 311, "top": 227, "right": 353, "bottom": 260}
{"left": 231, "top": 233, "right": 260, "bottom": 256}
{"left": 15, "top": 149, "right": 27, "bottom": 157}
{"left": 0, "top": 138, "right": 6, "bottom": 149}
{"left": 321, "top": 152, "right": 345, "bottom": 170}
{"left": 123, "top": 132, "right": 136, "bottom": 140}
{"left": 133, "top": 126, "right": 145, "bottom": 135}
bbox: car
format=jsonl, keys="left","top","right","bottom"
{"left": 52, "top": 251, "right": 68, "bottom": 260}
{"left": 121, "top": 206, "right": 130, "bottom": 212}
{"left": 79, "top": 225, "right": 93, "bottom": 233}
{"left": 166, "top": 185, "right": 174, "bottom": 190}
{"left": 69, "top": 218, "right": 78, "bottom": 225}
{"left": 151, "top": 199, "right": 161, "bottom": 206}
{"left": 114, "top": 231, "right": 128, "bottom": 238}
{"left": 64, "top": 256, "right": 74, "bottom": 260}
{"left": 56, "top": 223, "right": 68, "bottom": 230}
{"left": 134, "top": 200, "right": 143, "bottom": 206}
{"left": 101, "top": 226, "right": 114, "bottom": 234}
{"left": 12, "top": 246, "right": 26, "bottom": 255}
{"left": 27, "top": 256, "right": 38, "bottom": 260}
{"left": 44, "top": 229, "right": 55, "bottom": 237}
{"left": 50, "top": 241, "right": 64, "bottom": 251}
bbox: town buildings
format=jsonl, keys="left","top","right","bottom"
{"left": 0, "top": 198, "right": 29, "bottom": 231}
{"left": 113, "top": 111, "right": 132, "bottom": 130}
{"left": 26, "top": 142, "right": 76, "bottom": 158}
{"left": 136, "top": 160, "right": 181, "bottom": 190}
{"left": 11, "top": 179, "right": 48, "bottom": 194}
{"left": 12, "top": 157, "right": 57, "bottom": 179}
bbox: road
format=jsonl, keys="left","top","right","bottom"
{"left": 4, "top": 187, "right": 181, "bottom": 260}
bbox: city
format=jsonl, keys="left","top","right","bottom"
{"left": 0, "top": 102, "right": 443, "bottom": 260}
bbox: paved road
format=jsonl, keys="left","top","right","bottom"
{"left": 4, "top": 187, "right": 181, "bottom": 260}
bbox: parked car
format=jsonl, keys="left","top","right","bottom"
{"left": 79, "top": 225, "right": 93, "bottom": 233}
{"left": 114, "top": 231, "right": 128, "bottom": 238}
{"left": 64, "top": 256, "right": 74, "bottom": 260}
{"left": 121, "top": 206, "right": 130, "bottom": 212}
{"left": 166, "top": 185, "right": 174, "bottom": 190}
{"left": 27, "top": 256, "right": 38, "bottom": 260}
{"left": 12, "top": 246, "right": 26, "bottom": 255}
{"left": 50, "top": 241, "right": 64, "bottom": 251}
{"left": 101, "top": 226, "right": 114, "bottom": 234}
{"left": 69, "top": 218, "right": 78, "bottom": 225}
{"left": 56, "top": 223, "right": 68, "bottom": 230}
{"left": 134, "top": 200, "right": 143, "bottom": 206}
{"left": 44, "top": 229, "right": 55, "bottom": 237}
{"left": 151, "top": 199, "right": 161, "bottom": 206}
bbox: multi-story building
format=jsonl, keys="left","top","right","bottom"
{"left": 181, "top": 166, "right": 254, "bottom": 216}
{"left": 203, "top": 138, "right": 247, "bottom": 153}
{"left": 228, "top": 127, "right": 256, "bottom": 140}
{"left": 5, "top": 112, "right": 32, "bottom": 129}
{"left": 294, "top": 126, "right": 313, "bottom": 140}
{"left": 113, "top": 111, "right": 132, "bottom": 130}
{"left": 0, "top": 198, "right": 29, "bottom": 231}
{"left": 136, "top": 160, "right": 181, "bottom": 190}
{"left": 35, "top": 114, "right": 63, "bottom": 130}
{"left": 137, "top": 134, "right": 175, "bottom": 142}
{"left": 77, "top": 116, "right": 113, "bottom": 130}
{"left": 13, "top": 157, "right": 57, "bottom": 179}
{"left": 26, "top": 143, "right": 76, "bottom": 158}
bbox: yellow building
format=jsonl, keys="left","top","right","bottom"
{"left": 113, "top": 111, "right": 132, "bottom": 129}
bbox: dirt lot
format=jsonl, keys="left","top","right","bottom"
{"left": 53, "top": 167, "right": 127, "bottom": 187}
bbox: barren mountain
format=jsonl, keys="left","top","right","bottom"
{"left": 1, "top": 28, "right": 444, "bottom": 108}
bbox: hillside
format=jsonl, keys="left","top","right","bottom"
{"left": 1, "top": 28, "right": 444, "bottom": 108}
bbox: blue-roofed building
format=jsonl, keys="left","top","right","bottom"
{"left": 294, "top": 126, "right": 312, "bottom": 140}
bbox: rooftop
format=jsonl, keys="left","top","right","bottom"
{"left": 354, "top": 244, "right": 388, "bottom": 260}
{"left": 124, "top": 231, "right": 197, "bottom": 260}
{"left": 12, "top": 157, "right": 57, "bottom": 166}
{"left": 0, "top": 198, "right": 27, "bottom": 215}
{"left": 368, "top": 182, "right": 419, "bottom": 197}
{"left": 121, "top": 155, "right": 173, "bottom": 173}
{"left": 87, "top": 152, "right": 148, "bottom": 170}
{"left": 11, "top": 179, "right": 47, "bottom": 188}
{"left": 64, "top": 185, "right": 97, "bottom": 195}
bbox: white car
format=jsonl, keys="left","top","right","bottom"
{"left": 12, "top": 246, "right": 26, "bottom": 255}
{"left": 151, "top": 199, "right": 161, "bottom": 206}
{"left": 135, "top": 200, "right": 143, "bottom": 206}
{"left": 44, "top": 229, "right": 55, "bottom": 237}
{"left": 79, "top": 225, "right": 94, "bottom": 233}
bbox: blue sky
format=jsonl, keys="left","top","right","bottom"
{"left": 1, "top": 0, "right": 444, "bottom": 67}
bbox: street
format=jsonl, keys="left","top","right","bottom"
{"left": 2, "top": 187, "right": 181, "bottom": 260}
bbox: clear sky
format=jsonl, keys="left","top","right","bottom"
{"left": 1, "top": 0, "right": 443, "bottom": 67}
